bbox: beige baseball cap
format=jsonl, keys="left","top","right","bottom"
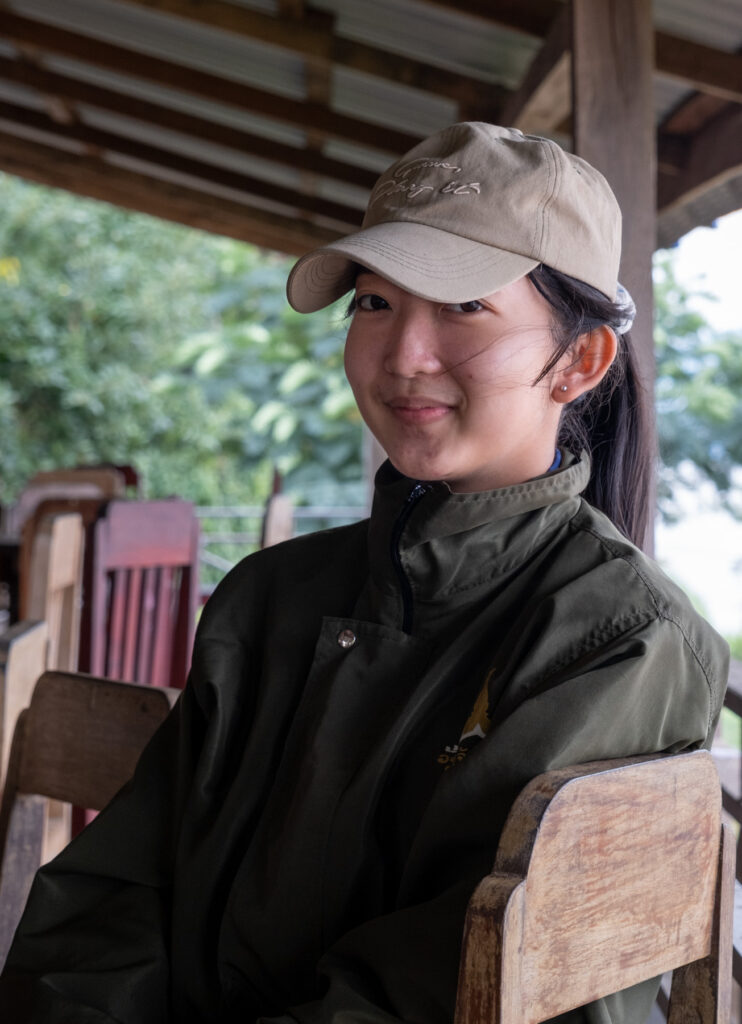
{"left": 287, "top": 122, "right": 622, "bottom": 313}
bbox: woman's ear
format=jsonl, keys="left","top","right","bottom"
{"left": 551, "top": 326, "right": 617, "bottom": 404}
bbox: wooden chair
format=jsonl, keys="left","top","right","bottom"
{"left": 5, "top": 467, "right": 125, "bottom": 536}
{"left": 0, "top": 621, "right": 48, "bottom": 789}
{"left": 81, "top": 499, "right": 199, "bottom": 689}
{"left": 16, "top": 497, "right": 109, "bottom": 632}
{"left": 455, "top": 751, "right": 734, "bottom": 1024}
{"left": 25, "top": 467, "right": 126, "bottom": 495}
{"left": 0, "top": 670, "right": 178, "bottom": 970}
{"left": 20, "top": 513, "right": 84, "bottom": 673}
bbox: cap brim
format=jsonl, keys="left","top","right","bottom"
{"left": 286, "top": 221, "right": 539, "bottom": 313}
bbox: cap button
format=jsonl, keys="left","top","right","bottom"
{"left": 337, "top": 628, "right": 357, "bottom": 650}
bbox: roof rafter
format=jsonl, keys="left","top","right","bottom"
{"left": 0, "top": 11, "right": 422, "bottom": 153}
{"left": 0, "top": 54, "right": 379, "bottom": 193}
{"left": 498, "top": 3, "right": 570, "bottom": 132}
{"left": 115, "top": 0, "right": 495, "bottom": 109}
{"left": 658, "top": 104, "right": 742, "bottom": 212}
{"left": 0, "top": 98, "right": 362, "bottom": 229}
{"left": 655, "top": 32, "right": 742, "bottom": 106}
{"left": 422, "top": 0, "right": 742, "bottom": 105}
{"left": 419, "top": 0, "right": 556, "bottom": 37}
{"left": 0, "top": 127, "right": 340, "bottom": 253}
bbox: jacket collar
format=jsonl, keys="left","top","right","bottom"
{"left": 364, "top": 451, "right": 591, "bottom": 631}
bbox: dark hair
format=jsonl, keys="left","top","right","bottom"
{"left": 528, "top": 264, "right": 654, "bottom": 547}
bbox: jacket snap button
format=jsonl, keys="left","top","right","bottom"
{"left": 337, "top": 629, "right": 357, "bottom": 649}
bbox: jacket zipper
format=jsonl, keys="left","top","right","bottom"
{"left": 390, "top": 482, "right": 429, "bottom": 635}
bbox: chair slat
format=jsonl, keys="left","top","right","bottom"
{"left": 121, "top": 567, "right": 143, "bottom": 682}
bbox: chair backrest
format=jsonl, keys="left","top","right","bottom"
{"left": 0, "top": 670, "right": 178, "bottom": 969}
{"left": 21, "top": 513, "right": 85, "bottom": 672}
{"left": 0, "top": 620, "right": 48, "bottom": 788}
{"left": 83, "top": 499, "right": 199, "bottom": 689}
{"left": 454, "top": 752, "right": 733, "bottom": 1024}
{"left": 26, "top": 467, "right": 126, "bottom": 496}
{"left": 6, "top": 468, "right": 124, "bottom": 535}
{"left": 17, "top": 497, "right": 110, "bottom": 626}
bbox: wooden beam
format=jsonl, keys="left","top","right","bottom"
{"left": 0, "top": 99, "right": 362, "bottom": 228}
{"left": 572, "top": 0, "right": 656, "bottom": 549}
{"left": 0, "top": 55, "right": 379, "bottom": 192}
{"left": 655, "top": 32, "right": 742, "bottom": 106}
{"left": 115, "top": 0, "right": 491, "bottom": 109}
{"left": 0, "top": 11, "right": 421, "bottom": 154}
{"left": 0, "top": 128, "right": 340, "bottom": 254}
{"left": 499, "top": 4, "right": 570, "bottom": 133}
{"left": 423, "top": 0, "right": 742, "bottom": 107}
{"left": 660, "top": 45, "right": 742, "bottom": 135}
{"left": 658, "top": 105, "right": 742, "bottom": 212}
{"left": 662, "top": 94, "right": 730, "bottom": 136}
{"left": 419, "top": 0, "right": 557, "bottom": 38}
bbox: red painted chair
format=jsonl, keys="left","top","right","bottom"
{"left": 80, "top": 499, "right": 199, "bottom": 691}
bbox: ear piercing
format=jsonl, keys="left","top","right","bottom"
{"left": 560, "top": 385, "right": 568, "bottom": 392}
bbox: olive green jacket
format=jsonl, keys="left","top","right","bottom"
{"left": 0, "top": 453, "right": 728, "bottom": 1024}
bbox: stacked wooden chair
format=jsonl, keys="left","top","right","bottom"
{"left": 0, "top": 670, "right": 178, "bottom": 969}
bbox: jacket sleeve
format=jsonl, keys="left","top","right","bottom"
{"left": 0, "top": 638, "right": 224, "bottom": 1023}
{"left": 257, "top": 611, "right": 727, "bottom": 1024}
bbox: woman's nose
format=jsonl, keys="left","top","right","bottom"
{"left": 382, "top": 314, "right": 444, "bottom": 377}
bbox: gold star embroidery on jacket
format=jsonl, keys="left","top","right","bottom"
{"left": 436, "top": 667, "right": 496, "bottom": 770}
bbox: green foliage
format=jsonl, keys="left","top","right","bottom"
{"left": 0, "top": 173, "right": 362, "bottom": 508}
{"left": 728, "top": 634, "right": 742, "bottom": 661}
{"left": 3, "top": 170, "right": 741, "bottom": 522}
{"left": 654, "top": 254, "right": 742, "bottom": 519}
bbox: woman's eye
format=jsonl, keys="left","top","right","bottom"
{"left": 445, "top": 300, "right": 484, "bottom": 313}
{"left": 356, "top": 293, "right": 390, "bottom": 311}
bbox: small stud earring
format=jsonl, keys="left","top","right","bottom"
{"left": 560, "top": 385, "right": 568, "bottom": 392}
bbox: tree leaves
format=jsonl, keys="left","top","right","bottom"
{"left": 0, "top": 173, "right": 363, "bottom": 508}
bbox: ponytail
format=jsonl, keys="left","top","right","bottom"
{"left": 528, "top": 265, "right": 655, "bottom": 547}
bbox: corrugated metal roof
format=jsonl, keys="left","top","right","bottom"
{"left": 0, "top": 0, "right": 737, "bottom": 250}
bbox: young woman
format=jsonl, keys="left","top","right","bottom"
{"left": 0, "top": 123, "right": 728, "bottom": 1024}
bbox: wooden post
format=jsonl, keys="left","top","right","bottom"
{"left": 571, "top": 0, "right": 656, "bottom": 551}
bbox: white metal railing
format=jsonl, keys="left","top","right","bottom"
{"left": 195, "top": 504, "right": 368, "bottom": 592}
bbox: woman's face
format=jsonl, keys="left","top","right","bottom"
{"left": 344, "top": 271, "right": 566, "bottom": 492}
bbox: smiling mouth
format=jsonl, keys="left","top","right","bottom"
{"left": 385, "top": 396, "right": 454, "bottom": 423}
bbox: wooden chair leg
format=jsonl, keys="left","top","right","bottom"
{"left": 667, "top": 823, "right": 735, "bottom": 1024}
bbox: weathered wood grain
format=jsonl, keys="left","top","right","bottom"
{"left": 455, "top": 752, "right": 731, "bottom": 1024}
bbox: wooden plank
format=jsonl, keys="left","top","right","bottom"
{"left": 0, "top": 99, "right": 363, "bottom": 227}
{"left": 0, "top": 791, "right": 47, "bottom": 971}
{"left": 25, "top": 513, "right": 84, "bottom": 673}
{"left": 495, "top": 755, "right": 720, "bottom": 1023}
{"left": 499, "top": 4, "right": 570, "bottom": 132}
{"left": 116, "top": 0, "right": 490, "bottom": 108}
{"left": 0, "top": 11, "right": 421, "bottom": 154}
{"left": 666, "top": 822, "right": 735, "bottom": 1024}
{"left": 419, "top": 0, "right": 557, "bottom": 37}
{"left": 655, "top": 31, "right": 742, "bottom": 106}
{"left": 0, "top": 128, "right": 346, "bottom": 254}
{"left": 137, "top": 567, "right": 158, "bottom": 686}
{"left": 18, "top": 672, "right": 172, "bottom": 811}
{"left": 0, "top": 54, "right": 379, "bottom": 191}
{"left": 150, "top": 567, "right": 174, "bottom": 688}
{"left": 122, "top": 568, "right": 142, "bottom": 683}
{"left": 423, "top": 0, "right": 742, "bottom": 105}
{"left": 662, "top": 93, "right": 732, "bottom": 136}
{"left": 107, "top": 570, "right": 128, "bottom": 680}
{"left": 572, "top": 0, "right": 656, "bottom": 420}
{"left": 0, "top": 621, "right": 48, "bottom": 788}
{"left": 657, "top": 105, "right": 742, "bottom": 212}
